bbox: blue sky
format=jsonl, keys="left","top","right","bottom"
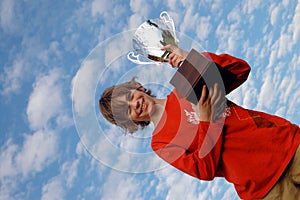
{"left": 1, "top": 0, "right": 300, "bottom": 199}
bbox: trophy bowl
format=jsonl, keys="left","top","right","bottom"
{"left": 128, "top": 11, "right": 178, "bottom": 65}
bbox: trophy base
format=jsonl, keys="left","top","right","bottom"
{"left": 148, "top": 55, "right": 168, "bottom": 62}
{"left": 170, "top": 49, "right": 236, "bottom": 104}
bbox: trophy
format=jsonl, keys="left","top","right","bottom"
{"left": 127, "top": 11, "right": 178, "bottom": 65}
{"left": 127, "top": 11, "right": 233, "bottom": 106}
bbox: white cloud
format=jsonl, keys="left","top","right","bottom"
{"left": 0, "top": 177, "right": 18, "bottom": 200}
{"left": 286, "top": 87, "right": 300, "bottom": 124}
{"left": 61, "top": 159, "right": 79, "bottom": 188}
{"left": 153, "top": 166, "right": 237, "bottom": 200}
{"left": 0, "top": 58, "right": 25, "bottom": 95}
{"left": 241, "top": 81, "right": 258, "bottom": 109}
{"left": 274, "top": 106, "right": 286, "bottom": 117}
{"left": 210, "top": 0, "right": 223, "bottom": 15}
{"left": 15, "top": 130, "right": 58, "bottom": 177}
{"left": 55, "top": 114, "right": 74, "bottom": 130}
{"left": 41, "top": 176, "right": 65, "bottom": 200}
{"left": 128, "top": 13, "right": 143, "bottom": 29}
{"left": 196, "top": 16, "right": 212, "bottom": 41}
{"left": 282, "top": 0, "right": 290, "bottom": 7}
{"left": 289, "top": 0, "right": 300, "bottom": 42}
{"left": 269, "top": 4, "right": 280, "bottom": 26}
{"left": 41, "top": 159, "right": 79, "bottom": 200}
{"left": 26, "top": 69, "right": 63, "bottom": 130}
{"left": 75, "top": 140, "right": 86, "bottom": 156}
{"left": 77, "top": 119, "right": 166, "bottom": 174}
{"left": 155, "top": 168, "right": 190, "bottom": 199}
{"left": 277, "top": 31, "right": 293, "bottom": 58}
{"left": 215, "top": 20, "right": 243, "bottom": 53}
{"left": 268, "top": 0, "right": 300, "bottom": 59}
{"left": 72, "top": 59, "right": 99, "bottom": 116}
{"left": 164, "top": 175, "right": 198, "bottom": 199}
{"left": 179, "top": 6, "right": 200, "bottom": 33}
{"left": 227, "top": 6, "right": 241, "bottom": 24}
{"left": 37, "top": 41, "right": 64, "bottom": 65}
{"left": 242, "top": 0, "right": 263, "bottom": 14}
{"left": 0, "top": 129, "right": 58, "bottom": 179}
{"left": 0, "top": 139, "right": 19, "bottom": 178}
{"left": 166, "top": 0, "right": 181, "bottom": 10}
{"left": 90, "top": 0, "right": 129, "bottom": 39}
{"left": 0, "top": 0, "right": 17, "bottom": 33}
{"left": 125, "top": 0, "right": 153, "bottom": 30}
{"left": 278, "top": 73, "right": 296, "bottom": 103}
{"left": 1, "top": 34, "right": 65, "bottom": 97}
{"left": 276, "top": 59, "right": 300, "bottom": 123}
{"left": 100, "top": 172, "right": 143, "bottom": 200}
{"left": 91, "top": 0, "right": 113, "bottom": 17}
{"left": 257, "top": 70, "right": 276, "bottom": 110}
{"left": 130, "top": 0, "right": 150, "bottom": 15}
{"left": 291, "top": 52, "right": 300, "bottom": 71}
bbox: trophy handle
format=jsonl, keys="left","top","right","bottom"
{"left": 160, "top": 11, "right": 178, "bottom": 43}
{"left": 127, "top": 51, "right": 160, "bottom": 65}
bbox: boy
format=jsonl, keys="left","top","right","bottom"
{"left": 99, "top": 46, "right": 300, "bottom": 199}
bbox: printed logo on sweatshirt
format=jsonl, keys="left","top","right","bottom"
{"left": 184, "top": 105, "right": 231, "bottom": 124}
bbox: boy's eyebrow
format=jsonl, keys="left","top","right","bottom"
{"left": 126, "top": 91, "right": 133, "bottom": 101}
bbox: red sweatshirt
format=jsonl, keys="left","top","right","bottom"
{"left": 151, "top": 52, "right": 300, "bottom": 199}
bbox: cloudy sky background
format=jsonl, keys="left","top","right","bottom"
{"left": 1, "top": 0, "right": 300, "bottom": 199}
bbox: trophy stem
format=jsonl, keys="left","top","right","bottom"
{"left": 161, "top": 50, "right": 171, "bottom": 59}
{"left": 128, "top": 11, "right": 178, "bottom": 65}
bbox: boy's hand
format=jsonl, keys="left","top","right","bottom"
{"left": 161, "top": 45, "right": 188, "bottom": 68}
{"left": 197, "top": 83, "right": 225, "bottom": 122}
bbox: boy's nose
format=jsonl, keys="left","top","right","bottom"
{"left": 129, "top": 99, "right": 139, "bottom": 110}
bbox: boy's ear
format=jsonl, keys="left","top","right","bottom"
{"left": 133, "top": 120, "right": 140, "bottom": 125}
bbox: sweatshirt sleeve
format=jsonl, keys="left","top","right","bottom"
{"left": 151, "top": 121, "right": 223, "bottom": 181}
{"left": 201, "top": 52, "right": 251, "bottom": 93}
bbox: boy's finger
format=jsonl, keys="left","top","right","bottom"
{"left": 161, "top": 44, "right": 172, "bottom": 51}
{"left": 199, "top": 85, "right": 207, "bottom": 104}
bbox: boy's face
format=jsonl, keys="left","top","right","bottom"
{"left": 116, "top": 89, "right": 156, "bottom": 123}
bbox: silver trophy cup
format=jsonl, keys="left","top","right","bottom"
{"left": 128, "top": 11, "right": 178, "bottom": 65}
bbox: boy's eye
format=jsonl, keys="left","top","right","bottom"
{"left": 126, "top": 92, "right": 132, "bottom": 101}
{"left": 127, "top": 103, "right": 131, "bottom": 114}
{"left": 126, "top": 91, "right": 133, "bottom": 115}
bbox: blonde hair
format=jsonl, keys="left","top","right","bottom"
{"left": 99, "top": 78, "right": 153, "bottom": 134}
